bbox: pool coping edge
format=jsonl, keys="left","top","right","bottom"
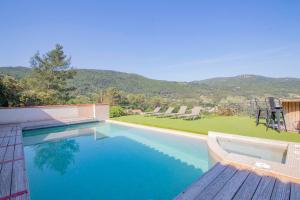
{"left": 107, "top": 120, "right": 208, "bottom": 141}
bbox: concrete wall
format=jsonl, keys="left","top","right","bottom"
{"left": 95, "top": 104, "right": 109, "bottom": 121}
{"left": 0, "top": 104, "right": 109, "bottom": 125}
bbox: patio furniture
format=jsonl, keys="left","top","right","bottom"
{"left": 144, "top": 107, "right": 161, "bottom": 116}
{"left": 265, "top": 97, "right": 287, "bottom": 131}
{"left": 158, "top": 106, "right": 187, "bottom": 118}
{"left": 177, "top": 106, "right": 201, "bottom": 120}
{"left": 152, "top": 107, "right": 175, "bottom": 117}
{"left": 254, "top": 98, "right": 268, "bottom": 126}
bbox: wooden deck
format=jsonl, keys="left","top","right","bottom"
{"left": 0, "top": 126, "right": 29, "bottom": 200}
{"left": 175, "top": 163, "right": 300, "bottom": 200}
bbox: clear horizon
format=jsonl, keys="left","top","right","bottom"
{"left": 1, "top": 0, "right": 299, "bottom": 81}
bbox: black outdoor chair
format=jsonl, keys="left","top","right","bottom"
{"left": 265, "top": 99, "right": 275, "bottom": 130}
{"left": 265, "top": 97, "right": 287, "bottom": 131}
{"left": 254, "top": 98, "right": 269, "bottom": 126}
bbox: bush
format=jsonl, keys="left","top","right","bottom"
{"left": 217, "top": 106, "right": 235, "bottom": 116}
{"left": 109, "top": 106, "right": 126, "bottom": 118}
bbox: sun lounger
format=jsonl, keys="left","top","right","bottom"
{"left": 157, "top": 106, "right": 187, "bottom": 118}
{"left": 152, "top": 107, "right": 175, "bottom": 117}
{"left": 177, "top": 106, "right": 201, "bottom": 120}
{"left": 144, "top": 107, "right": 161, "bottom": 116}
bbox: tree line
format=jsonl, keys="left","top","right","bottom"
{"left": 0, "top": 44, "right": 173, "bottom": 111}
{"left": 1, "top": 44, "right": 76, "bottom": 106}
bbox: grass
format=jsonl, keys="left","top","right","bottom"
{"left": 113, "top": 115, "right": 300, "bottom": 143}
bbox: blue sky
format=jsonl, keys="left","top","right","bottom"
{"left": 0, "top": 0, "right": 299, "bottom": 81}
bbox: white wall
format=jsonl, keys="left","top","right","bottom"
{"left": 95, "top": 104, "right": 109, "bottom": 121}
{"left": 0, "top": 104, "right": 109, "bottom": 125}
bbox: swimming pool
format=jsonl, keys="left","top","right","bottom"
{"left": 23, "top": 122, "right": 211, "bottom": 200}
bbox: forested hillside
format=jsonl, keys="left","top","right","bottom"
{"left": 1, "top": 67, "right": 300, "bottom": 101}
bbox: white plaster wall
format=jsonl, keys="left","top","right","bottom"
{"left": 0, "top": 104, "right": 109, "bottom": 125}
{"left": 95, "top": 104, "right": 109, "bottom": 121}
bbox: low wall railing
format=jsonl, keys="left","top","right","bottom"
{"left": 0, "top": 104, "right": 109, "bottom": 125}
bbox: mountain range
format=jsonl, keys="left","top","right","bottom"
{"left": 1, "top": 66, "right": 300, "bottom": 101}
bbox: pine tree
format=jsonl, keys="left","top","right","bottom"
{"left": 30, "top": 44, "right": 76, "bottom": 103}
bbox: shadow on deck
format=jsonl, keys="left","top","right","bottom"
{"left": 175, "top": 163, "right": 300, "bottom": 200}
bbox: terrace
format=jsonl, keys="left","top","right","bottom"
{"left": 0, "top": 103, "right": 300, "bottom": 199}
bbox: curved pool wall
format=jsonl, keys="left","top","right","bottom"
{"left": 208, "top": 131, "right": 300, "bottom": 183}
{"left": 217, "top": 137, "right": 287, "bottom": 163}
{"left": 23, "top": 122, "right": 212, "bottom": 200}
{"left": 107, "top": 121, "right": 300, "bottom": 183}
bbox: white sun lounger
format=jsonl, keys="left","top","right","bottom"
{"left": 144, "top": 107, "right": 161, "bottom": 116}
{"left": 177, "top": 106, "right": 201, "bottom": 120}
{"left": 158, "top": 106, "right": 187, "bottom": 118}
{"left": 152, "top": 107, "right": 175, "bottom": 117}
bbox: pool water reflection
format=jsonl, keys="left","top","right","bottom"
{"left": 23, "top": 122, "right": 211, "bottom": 200}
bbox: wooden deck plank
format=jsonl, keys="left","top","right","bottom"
{"left": 3, "top": 145, "right": 15, "bottom": 162}
{"left": 175, "top": 162, "right": 299, "bottom": 200}
{"left": 0, "top": 126, "right": 29, "bottom": 200}
{"left": 16, "top": 128, "right": 22, "bottom": 137}
{"left": 8, "top": 135, "right": 16, "bottom": 146}
{"left": 6, "top": 131, "right": 12, "bottom": 137}
{"left": 213, "top": 170, "right": 250, "bottom": 200}
{"left": 195, "top": 166, "right": 237, "bottom": 200}
{"left": 15, "top": 135, "right": 22, "bottom": 144}
{"left": 174, "top": 163, "right": 227, "bottom": 200}
{"left": 290, "top": 183, "right": 300, "bottom": 200}
{"left": 270, "top": 180, "right": 290, "bottom": 200}
{"left": 14, "top": 144, "right": 24, "bottom": 160}
{"left": 0, "top": 162, "right": 13, "bottom": 198}
{"left": 9, "top": 128, "right": 16, "bottom": 137}
{"left": 0, "top": 137, "right": 10, "bottom": 147}
{"left": 252, "top": 176, "right": 276, "bottom": 200}
{"left": 5, "top": 131, "right": 12, "bottom": 137}
{"left": 10, "top": 193, "right": 29, "bottom": 200}
{"left": 4, "top": 145, "right": 14, "bottom": 161}
{"left": 0, "top": 130, "right": 9, "bottom": 138}
{"left": 0, "top": 147, "right": 6, "bottom": 162}
{"left": 232, "top": 172, "right": 262, "bottom": 200}
{"left": 11, "top": 160, "right": 27, "bottom": 196}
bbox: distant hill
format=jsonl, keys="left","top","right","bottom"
{"left": 191, "top": 74, "right": 300, "bottom": 98}
{"left": 0, "top": 66, "right": 194, "bottom": 98}
{"left": 1, "top": 66, "right": 300, "bottom": 100}
{"left": 0, "top": 66, "right": 32, "bottom": 78}
{"left": 72, "top": 69, "right": 194, "bottom": 98}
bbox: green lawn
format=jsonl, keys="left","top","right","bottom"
{"left": 113, "top": 115, "right": 300, "bottom": 142}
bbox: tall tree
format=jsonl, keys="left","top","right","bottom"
{"left": 30, "top": 44, "right": 76, "bottom": 103}
{"left": 103, "top": 87, "right": 123, "bottom": 106}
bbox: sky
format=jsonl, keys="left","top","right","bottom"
{"left": 0, "top": 0, "right": 300, "bottom": 81}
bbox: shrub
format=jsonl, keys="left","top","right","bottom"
{"left": 217, "top": 106, "right": 235, "bottom": 116}
{"left": 109, "top": 106, "right": 126, "bottom": 118}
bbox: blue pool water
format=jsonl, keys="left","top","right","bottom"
{"left": 23, "top": 122, "right": 211, "bottom": 200}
